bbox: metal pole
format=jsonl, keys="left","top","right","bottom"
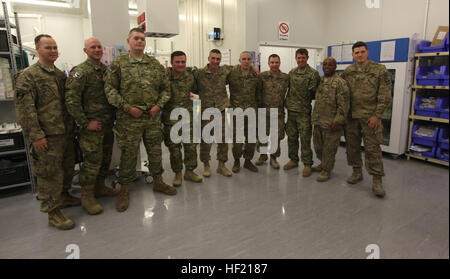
{"left": 14, "top": 12, "right": 25, "bottom": 70}
{"left": 2, "top": 2, "right": 17, "bottom": 75}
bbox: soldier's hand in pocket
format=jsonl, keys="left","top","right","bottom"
{"left": 128, "top": 107, "right": 144, "bottom": 118}
{"left": 87, "top": 120, "right": 102, "bottom": 131}
{"left": 366, "top": 116, "right": 379, "bottom": 130}
{"left": 33, "top": 138, "right": 48, "bottom": 152}
{"left": 149, "top": 105, "right": 161, "bottom": 117}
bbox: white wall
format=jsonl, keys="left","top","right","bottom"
{"left": 90, "top": 0, "right": 130, "bottom": 50}
{"left": 13, "top": 9, "right": 88, "bottom": 70}
{"left": 324, "top": 0, "right": 450, "bottom": 46}
{"left": 254, "top": 0, "right": 327, "bottom": 47}
{"left": 130, "top": 0, "right": 246, "bottom": 68}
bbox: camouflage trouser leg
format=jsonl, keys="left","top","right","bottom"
{"left": 142, "top": 115, "right": 164, "bottom": 177}
{"left": 32, "top": 135, "right": 65, "bottom": 211}
{"left": 286, "top": 111, "right": 313, "bottom": 166}
{"left": 313, "top": 125, "right": 343, "bottom": 172}
{"left": 114, "top": 113, "right": 161, "bottom": 185}
{"left": 200, "top": 110, "right": 228, "bottom": 163}
{"left": 233, "top": 116, "right": 256, "bottom": 161}
{"left": 163, "top": 124, "right": 183, "bottom": 173}
{"left": 62, "top": 133, "right": 75, "bottom": 191}
{"left": 344, "top": 118, "right": 385, "bottom": 176}
{"left": 79, "top": 127, "right": 114, "bottom": 186}
{"left": 98, "top": 128, "right": 114, "bottom": 179}
{"left": 257, "top": 113, "right": 285, "bottom": 158}
{"left": 183, "top": 142, "right": 198, "bottom": 171}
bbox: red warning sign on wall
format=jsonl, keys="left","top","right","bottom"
{"left": 278, "top": 22, "right": 290, "bottom": 41}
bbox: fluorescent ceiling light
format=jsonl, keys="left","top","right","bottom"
{"left": 128, "top": 10, "right": 138, "bottom": 16}
{"left": 9, "top": 0, "right": 73, "bottom": 8}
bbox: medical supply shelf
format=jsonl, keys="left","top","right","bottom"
{"left": 0, "top": 1, "right": 35, "bottom": 192}
{"left": 406, "top": 51, "right": 449, "bottom": 167}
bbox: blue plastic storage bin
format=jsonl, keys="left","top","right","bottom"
{"left": 418, "top": 39, "right": 447, "bottom": 53}
{"left": 445, "top": 37, "right": 449, "bottom": 51}
{"left": 437, "top": 147, "right": 449, "bottom": 162}
{"left": 412, "top": 124, "right": 439, "bottom": 147}
{"left": 416, "top": 66, "right": 449, "bottom": 86}
{"left": 438, "top": 127, "right": 449, "bottom": 150}
{"left": 410, "top": 143, "right": 437, "bottom": 158}
{"left": 440, "top": 96, "right": 449, "bottom": 119}
{"left": 414, "top": 96, "right": 448, "bottom": 117}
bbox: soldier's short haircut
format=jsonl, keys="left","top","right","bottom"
{"left": 352, "top": 41, "right": 368, "bottom": 51}
{"left": 128, "top": 27, "right": 145, "bottom": 37}
{"left": 268, "top": 54, "right": 280, "bottom": 63}
{"left": 295, "top": 48, "right": 308, "bottom": 57}
{"left": 210, "top": 49, "right": 221, "bottom": 56}
{"left": 34, "top": 34, "right": 52, "bottom": 45}
{"left": 171, "top": 51, "right": 186, "bottom": 63}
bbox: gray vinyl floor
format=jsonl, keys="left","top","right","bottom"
{"left": 0, "top": 140, "right": 448, "bottom": 259}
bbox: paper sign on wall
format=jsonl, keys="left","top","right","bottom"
{"left": 342, "top": 45, "right": 353, "bottom": 62}
{"left": 278, "top": 22, "right": 290, "bottom": 41}
{"left": 331, "top": 45, "right": 342, "bottom": 62}
{"left": 380, "top": 40, "right": 396, "bottom": 61}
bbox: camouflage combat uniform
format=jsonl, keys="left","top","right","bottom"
{"left": 341, "top": 60, "right": 392, "bottom": 176}
{"left": 65, "top": 59, "right": 115, "bottom": 187}
{"left": 227, "top": 65, "right": 260, "bottom": 161}
{"left": 162, "top": 70, "right": 198, "bottom": 173}
{"left": 285, "top": 65, "right": 320, "bottom": 166}
{"left": 14, "top": 62, "right": 75, "bottom": 212}
{"left": 311, "top": 73, "right": 349, "bottom": 172}
{"left": 194, "top": 64, "right": 232, "bottom": 163}
{"left": 104, "top": 54, "right": 170, "bottom": 185}
{"left": 257, "top": 70, "right": 289, "bottom": 158}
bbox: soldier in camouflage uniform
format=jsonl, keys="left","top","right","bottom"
{"left": 104, "top": 28, "right": 177, "bottom": 213}
{"left": 14, "top": 35, "right": 79, "bottom": 230}
{"left": 255, "top": 54, "right": 289, "bottom": 169}
{"left": 284, "top": 48, "right": 321, "bottom": 177}
{"left": 65, "top": 37, "right": 119, "bottom": 215}
{"left": 311, "top": 57, "right": 349, "bottom": 182}
{"left": 162, "top": 51, "right": 202, "bottom": 186}
{"left": 341, "top": 41, "right": 392, "bottom": 198}
{"left": 228, "top": 51, "right": 260, "bottom": 173}
{"left": 193, "top": 49, "right": 233, "bottom": 178}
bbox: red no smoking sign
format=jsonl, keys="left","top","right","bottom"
{"left": 279, "top": 22, "right": 289, "bottom": 34}
{"left": 278, "top": 21, "right": 290, "bottom": 41}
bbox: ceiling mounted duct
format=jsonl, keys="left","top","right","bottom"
{"left": 137, "top": 0, "right": 179, "bottom": 38}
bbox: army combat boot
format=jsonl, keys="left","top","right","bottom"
{"left": 95, "top": 177, "right": 119, "bottom": 198}
{"left": 48, "top": 208, "right": 75, "bottom": 230}
{"left": 184, "top": 170, "right": 203, "bottom": 183}
{"left": 372, "top": 175, "right": 385, "bottom": 198}
{"left": 311, "top": 164, "right": 322, "bottom": 172}
{"left": 173, "top": 171, "right": 183, "bottom": 187}
{"left": 116, "top": 184, "right": 129, "bottom": 212}
{"left": 347, "top": 167, "right": 363, "bottom": 184}
{"left": 316, "top": 170, "right": 330, "bottom": 182}
{"left": 255, "top": 154, "right": 268, "bottom": 166}
{"left": 270, "top": 155, "right": 280, "bottom": 169}
{"left": 283, "top": 160, "right": 298, "bottom": 170}
{"left": 81, "top": 185, "right": 103, "bottom": 215}
{"left": 302, "top": 165, "right": 312, "bottom": 177}
{"left": 60, "top": 189, "right": 81, "bottom": 209}
{"left": 203, "top": 162, "right": 211, "bottom": 177}
{"left": 232, "top": 160, "right": 240, "bottom": 173}
{"left": 153, "top": 176, "right": 177, "bottom": 195}
{"left": 244, "top": 159, "right": 258, "bottom": 172}
{"left": 217, "top": 161, "right": 232, "bottom": 177}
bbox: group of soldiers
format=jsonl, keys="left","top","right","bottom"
{"left": 13, "top": 27, "right": 392, "bottom": 231}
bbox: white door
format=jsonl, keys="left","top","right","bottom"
{"left": 259, "top": 45, "right": 321, "bottom": 73}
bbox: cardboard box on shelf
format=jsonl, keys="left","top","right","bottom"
{"left": 431, "top": 26, "right": 449, "bottom": 46}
